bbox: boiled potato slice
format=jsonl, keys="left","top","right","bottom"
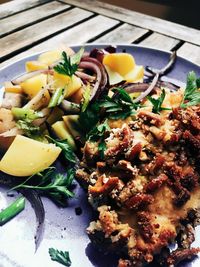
{"left": 38, "top": 48, "right": 74, "bottom": 65}
{"left": 103, "top": 53, "right": 136, "bottom": 76}
{"left": 124, "top": 65, "right": 144, "bottom": 82}
{"left": 20, "top": 74, "right": 47, "bottom": 98}
{"left": 63, "top": 115, "right": 81, "bottom": 138}
{"left": 65, "top": 75, "right": 82, "bottom": 98}
{"left": 4, "top": 82, "right": 23, "bottom": 94}
{"left": 53, "top": 73, "right": 82, "bottom": 98}
{"left": 51, "top": 121, "right": 76, "bottom": 150}
{"left": 0, "top": 135, "right": 61, "bottom": 176}
{"left": 69, "top": 87, "right": 83, "bottom": 104}
{"left": 104, "top": 65, "right": 123, "bottom": 85}
{"left": 26, "top": 61, "right": 48, "bottom": 72}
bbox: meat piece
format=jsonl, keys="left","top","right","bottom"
{"left": 166, "top": 248, "right": 200, "bottom": 267}
{"left": 137, "top": 211, "right": 153, "bottom": 241}
{"left": 137, "top": 110, "right": 164, "bottom": 126}
{"left": 145, "top": 174, "right": 168, "bottom": 193}
{"left": 125, "top": 193, "right": 153, "bottom": 210}
{"left": 89, "top": 175, "right": 119, "bottom": 196}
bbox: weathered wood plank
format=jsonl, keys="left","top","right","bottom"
{"left": 61, "top": 0, "right": 200, "bottom": 46}
{"left": 1, "top": 1, "right": 70, "bottom": 37}
{"left": 0, "top": 8, "right": 93, "bottom": 59}
{"left": 0, "top": 0, "right": 51, "bottom": 19}
{"left": 0, "top": 15, "right": 119, "bottom": 68}
{"left": 177, "top": 43, "right": 200, "bottom": 66}
{"left": 139, "top": 32, "right": 179, "bottom": 51}
{"left": 94, "top": 23, "right": 148, "bottom": 44}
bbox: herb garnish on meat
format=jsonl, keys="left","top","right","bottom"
{"left": 88, "top": 119, "right": 110, "bottom": 159}
{"left": 147, "top": 89, "right": 170, "bottom": 113}
{"left": 181, "top": 71, "right": 200, "bottom": 108}
{"left": 49, "top": 247, "right": 71, "bottom": 266}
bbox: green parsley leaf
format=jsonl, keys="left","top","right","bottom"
{"left": 88, "top": 120, "right": 110, "bottom": 159}
{"left": 99, "top": 88, "right": 139, "bottom": 119}
{"left": 147, "top": 89, "right": 170, "bottom": 114}
{"left": 79, "top": 102, "right": 100, "bottom": 135}
{"left": 54, "top": 48, "right": 84, "bottom": 77}
{"left": 49, "top": 248, "right": 71, "bottom": 267}
{"left": 47, "top": 136, "right": 76, "bottom": 163}
{"left": 81, "top": 83, "right": 91, "bottom": 112}
{"left": 11, "top": 168, "right": 75, "bottom": 206}
{"left": 181, "top": 71, "right": 200, "bottom": 108}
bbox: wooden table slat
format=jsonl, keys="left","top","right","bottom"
{"left": 0, "top": 15, "right": 119, "bottom": 69}
{"left": 61, "top": 0, "right": 200, "bottom": 46}
{"left": 1, "top": 1, "right": 70, "bottom": 37}
{"left": 139, "top": 32, "right": 180, "bottom": 51}
{"left": 0, "top": 8, "right": 93, "bottom": 60}
{"left": 0, "top": 0, "right": 51, "bottom": 19}
{"left": 94, "top": 23, "right": 148, "bottom": 44}
{"left": 177, "top": 43, "right": 200, "bottom": 66}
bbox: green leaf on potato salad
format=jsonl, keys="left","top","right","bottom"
{"left": 46, "top": 136, "right": 76, "bottom": 163}
{"left": 54, "top": 48, "right": 84, "bottom": 77}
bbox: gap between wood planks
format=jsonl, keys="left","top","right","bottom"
{"left": 0, "top": 2, "right": 73, "bottom": 38}
{"left": 0, "top": 10, "right": 96, "bottom": 63}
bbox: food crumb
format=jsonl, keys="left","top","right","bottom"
{"left": 75, "top": 207, "right": 82, "bottom": 216}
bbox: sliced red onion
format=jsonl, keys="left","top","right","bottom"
{"left": 12, "top": 69, "right": 52, "bottom": 85}
{"left": 75, "top": 71, "right": 95, "bottom": 82}
{"left": 60, "top": 100, "right": 80, "bottom": 114}
{"left": 79, "top": 57, "right": 108, "bottom": 100}
{"left": 132, "top": 73, "right": 159, "bottom": 103}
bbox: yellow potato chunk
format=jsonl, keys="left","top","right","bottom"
{"left": 124, "top": 65, "right": 144, "bottom": 82}
{"left": 53, "top": 73, "right": 82, "bottom": 98}
{"left": 0, "top": 135, "right": 61, "bottom": 177}
{"left": 38, "top": 48, "right": 74, "bottom": 65}
{"left": 65, "top": 75, "right": 82, "bottom": 98}
{"left": 51, "top": 121, "right": 76, "bottom": 150}
{"left": 103, "top": 53, "right": 136, "bottom": 76}
{"left": 104, "top": 65, "right": 123, "bottom": 85}
{"left": 25, "top": 61, "right": 48, "bottom": 72}
{"left": 4, "top": 82, "right": 23, "bottom": 94}
{"left": 63, "top": 115, "right": 81, "bottom": 138}
{"left": 20, "top": 74, "right": 47, "bottom": 98}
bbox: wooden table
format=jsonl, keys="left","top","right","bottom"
{"left": 0, "top": 0, "right": 200, "bottom": 69}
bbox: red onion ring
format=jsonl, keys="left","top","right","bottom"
{"left": 132, "top": 73, "right": 159, "bottom": 103}
{"left": 75, "top": 71, "right": 95, "bottom": 82}
{"left": 79, "top": 57, "right": 108, "bottom": 100}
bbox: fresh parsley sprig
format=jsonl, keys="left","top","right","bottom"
{"left": 147, "top": 89, "right": 170, "bottom": 114}
{"left": 88, "top": 119, "right": 110, "bottom": 159}
{"left": 11, "top": 168, "right": 75, "bottom": 206}
{"left": 46, "top": 136, "right": 76, "bottom": 163}
{"left": 49, "top": 248, "right": 71, "bottom": 266}
{"left": 54, "top": 48, "right": 84, "bottom": 77}
{"left": 99, "top": 88, "right": 140, "bottom": 119}
{"left": 181, "top": 71, "right": 200, "bottom": 108}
